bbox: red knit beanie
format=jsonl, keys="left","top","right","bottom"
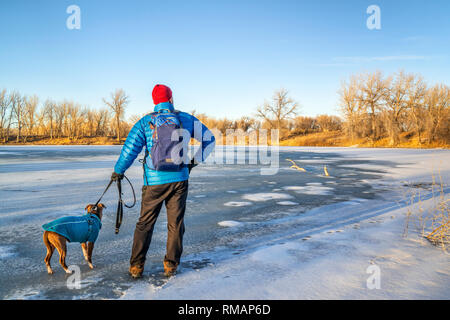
{"left": 152, "top": 84, "right": 173, "bottom": 105}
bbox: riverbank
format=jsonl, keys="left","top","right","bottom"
{"left": 279, "top": 131, "right": 450, "bottom": 149}
{"left": 1, "top": 131, "right": 449, "bottom": 149}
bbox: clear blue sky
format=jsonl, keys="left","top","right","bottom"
{"left": 1, "top": 0, "right": 449, "bottom": 120}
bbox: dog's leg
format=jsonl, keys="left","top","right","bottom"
{"left": 45, "top": 245, "right": 55, "bottom": 274}
{"left": 43, "top": 231, "right": 55, "bottom": 274}
{"left": 87, "top": 242, "right": 95, "bottom": 269}
{"left": 57, "top": 246, "right": 71, "bottom": 274}
{"left": 81, "top": 242, "right": 89, "bottom": 261}
{"left": 54, "top": 238, "right": 71, "bottom": 274}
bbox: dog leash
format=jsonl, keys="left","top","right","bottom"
{"left": 94, "top": 179, "right": 114, "bottom": 208}
{"left": 115, "top": 175, "right": 136, "bottom": 234}
{"left": 94, "top": 175, "right": 136, "bottom": 234}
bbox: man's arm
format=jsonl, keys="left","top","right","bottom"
{"left": 113, "top": 118, "right": 146, "bottom": 175}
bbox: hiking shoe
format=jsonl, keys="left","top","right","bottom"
{"left": 129, "top": 265, "right": 144, "bottom": 279}
{"left": 163, "top": 261, "right": 178, "bottom": 277}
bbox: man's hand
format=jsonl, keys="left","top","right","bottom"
{"left": 188, "top": 159, "right": 198, "bottom": 173}
{"left": 111, "top": 172, "right": 124, "bottom": 181}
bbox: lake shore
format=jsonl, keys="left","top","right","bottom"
{"left": 1, "top": 132, "right": 449, "bottom": 149}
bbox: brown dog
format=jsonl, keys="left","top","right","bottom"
{"left": 42, "top": 204, "right": 105, "bottom": 274}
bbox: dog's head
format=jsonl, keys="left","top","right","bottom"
{"left": 85, "top": 203, "right": 106, "bottom": 220}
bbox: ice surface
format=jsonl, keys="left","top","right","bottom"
{"left": 122, "top": 195, "right": 450, "bottom": 300}
{"left": 1, "top": 146, "right": 449, "bottom": 299}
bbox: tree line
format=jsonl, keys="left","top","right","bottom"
{"left": 184, "top": 71, "right": 449, "bottom": 146}
{"left": 339, "top": 70, "right": 449, "bottom": 146}
{"left": 193, "top": 89, "right": 342, "bottom": 138}
{"left": 0, "top": 70, "right": 448, "bottom": 146}
{"left": 0, "top": 89, "right": 130, "bottom": 143}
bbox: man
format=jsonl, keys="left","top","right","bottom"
{"left": 112, "top": 84, "right": 215, "bottom": 278}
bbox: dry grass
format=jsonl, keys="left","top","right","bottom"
{"left": 2, "top": 136, "right": 125, "bottom": 145}
{"left": 403, "top": 170, "right": 449, "bottom": 252}
{"left": 2, "top": 131, "right": 449, "bottom": 148}
{"left": 280, "top": 131, "right": 349, "bottom": 147}
{"left": 280, "top": 131, "right": 450, "bottom": 149}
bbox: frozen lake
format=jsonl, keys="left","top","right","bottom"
{"left": 0, "top": 145, "right": 448, "bottom": 299}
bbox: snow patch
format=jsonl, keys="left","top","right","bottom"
{"left": 277, "top": 201, "right": 299, "bottom": 206}
{"left": 218, "top": 220, "right": 243, "bottom": 228}
{"left": 345, "top": 199, "right": 369, "bottom": 205}
{"left": 0, "top": 151, "right": 22, "bottom": 155}
{"left": 242, "top": 193, "right": 294, "bottom": 202}
{"left": 283, "top": 185, "right": 334, "bottom": 195}
{"left": 0, "top": 246, "right": 16, "bottom": 259}
{"left": 250, "top": 242, "right": 302, "bottom": 267}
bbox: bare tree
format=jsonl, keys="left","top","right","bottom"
{"left": 103, "top": 89, "right": 129, "bottom": 142}
{"left": 338, "top": 76, "right": 364, "bottom": 142}
{"left": 128, "top": 113, "right": 147, "bottom": 125}
{"left": 10, "top": 92, "right": 25, "bottom": 142}
{"left": 357, "top": 71, "right": 390, "bottom": 144}
{"left": 316, "top": 114, "right": 342, "bottom": 132}
{"left": 66, "top": 102, "right": 84, "bottom": 139}
{"left": 256, "top": 89, "right": 299, "bottom": 136}
{"left": 406, "top": 75, "right": 427, "bottom": 145}
{"left": 36, "top": 107, "right": 46, "bottom": 137}
{"left": 0, "top": 89, "right": 12, "bottom": 143}
{"left": 235, "top": 116, "right": 256, "bottom": 132}
{"left": 23, "top": 95, "right": 39, "bottom": 142}
{"left": 54, "top": 102, "right": 68, "bottom": 138}
{"left": 215, "top": 118, "right": 234, "bottom": 134}
{"left": 424, "top": 84, "right": 449, "bottom": 143}
{"left": 382, "top": 71, "right": 412, "bottom": 145}
{"left": 43, "top": 100, "right": 56, "bottom": 139}
{"left": 94, "top": 108, "right": 111, "bottom": 136}
{"left": 85, "top": 108, "right": 96, "bottom": 137}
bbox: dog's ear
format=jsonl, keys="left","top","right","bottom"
{"left": 85, "top": 204, "right": 93, "bottom": 213}
{"left": 98, "top": 203, "right": 106, "bottom": 209}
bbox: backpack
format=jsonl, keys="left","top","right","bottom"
{"left": 146, "top": 110, "right": 185, "bottom": 172}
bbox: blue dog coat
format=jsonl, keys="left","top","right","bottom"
{"left": 42, "top": 214, "right": 102, "bottom": 243}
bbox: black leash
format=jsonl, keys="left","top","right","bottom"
{"left": 94, "top": 175, "right": 136, "bottom": 234}
{"left": 94, "top": 179, "right": 114, "bottom": 208}
{"left": 116, "top": 178, "right": 123, "bottom": 235}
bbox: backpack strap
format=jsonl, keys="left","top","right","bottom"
{"left": 140, "top": 149, "right": 150, "bottom": 185}
{"left": 150, "top": 110, "right": 182, "bottom": 129}
{"left": 173, "top": 110, "right": 183, "bottom": 129}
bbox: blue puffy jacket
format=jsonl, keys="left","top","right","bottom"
{"left": 114, "top": 102, "right": 215, "bottom": 185}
